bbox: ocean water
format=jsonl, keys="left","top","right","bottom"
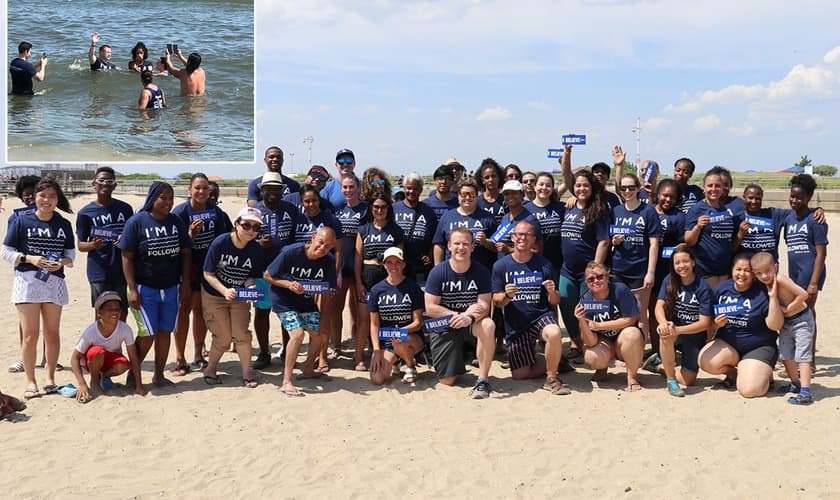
{"left": 6, "top": 0, "right": 255, "bottom": 163}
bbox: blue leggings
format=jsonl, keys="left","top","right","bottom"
{"left": 558, "top": 275, "right": 588, "bottom": 341}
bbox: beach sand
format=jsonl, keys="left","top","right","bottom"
{"left": 2, "top": 193, "right": 839, "bottom": 498}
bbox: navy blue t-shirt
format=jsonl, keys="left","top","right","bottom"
{"left": 171, "top": 202, "right": 232, "bottom": 270}
{"left": 493, "top": 210, "right": 542, "bottom": 259}
{"left": 10, "top": 57, "right": 36, "bottom": 95}
{"left": 477, "top": 195, "right": 506, "bottom": 225}
{"left": 266, "top": 242, "right": 337, "bottom": 314}
{"left": 656, "top": 275, "right": 713, "bottom": 327}
{"left": 358, "top": 221, "right": 406, "bottom": 260}
{"left": 118, "top": 211, "right": 191, "bottom": 289}
{"left": 283, "top": 191, "right": 335, "bottom": 214}
{"left": 393, "top": 200, "right": 438, "bottom": 272}
{"left": 433, "top": 208, "right": 498, "bottom": 270}
{"left": 579, "top": 282, "right": 639, "bottom": 338}
{"left": 610, "top": 202, "right": 661, "bottom": 280}
{"left": 76, "top": 199, "right": 134, "bottom": 283}
{"left": 678, "top": 184, "right": 704, "bottom": 214}
{"left": 336, "top": 202, "right": 367, "bottom": 274}
{"left": 293, "top": 209, "right": 343, "bottom": 243}
{"left": 685, "top": 200, "right": 737, "bottom": 276}
{"left": 723, "top": 196, "right": 745, "bottom": 218}
{"left": 736, "top": 207, "right": 788, "bottom": 260}
{"left": 202, "top": 233, "right": 264, "bottom": 296}
{"left": 784, "top": 210, "right": 829, "bottom": 290}
{"left": 560, "top": 206, "right": 610, "bottom": 281}
{"left": 247, "top": 174, "right": 299, "bottom": 202}
{"left": 425, "top": 261, "right": 492, "bottom": 314}
{"left": 491, "top": 254, "right": 556, "bottom": 339}
{"left": 424, "top": 191, "right": 458, "bottom": 220}
{"left": 713, "top": 280, "right": 777, "bottom": 354}
{"left": 4, "top": 212, "right": 75, "bottom": 279}
{"left": 367, "top": 278, "right": 425, "bottom": 327}
{"left": 526, "top": 201, "right": 565, "bottom": 272}
{"left": 254, "top": 200, "right": 298, "bottom": 267}
{"left": 655, "top": 208, "right": 686, "bottom": 279}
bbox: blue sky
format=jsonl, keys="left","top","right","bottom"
{"left": 6, "top": 0, "right": 840, "bottom": 179}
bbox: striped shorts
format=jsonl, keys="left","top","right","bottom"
{"left": 506, "top": 312, "right": 558, "bottom": 371}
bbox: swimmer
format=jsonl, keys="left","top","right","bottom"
{"left": 164, "top": 49, "right": 205, "bottom": 96}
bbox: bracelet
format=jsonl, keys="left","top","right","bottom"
{"left": 466, "top": 314, "right": 476, "bottom": 325}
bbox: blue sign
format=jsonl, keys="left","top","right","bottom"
{"left": 189, "top": 209, "right": 216, "bottom": 223}
{"left": 709, "top": 211, "right": 731, "bottom": 224}
{"left": 490, "top": 219, "right": 515, "bottom": 244}
{"left": 513, "top": 271, "right": 543, "bottom": 287}
{"left": 378, "top": 327, "right": 409, "bottom": 341}
{"left": 424, "top": 315, "right": 453, "bottom": 334}
{"left": 259, "top": 213, "right": 278, "bottom": 237}
{"left": 547, "top": 149, "right": 563, "bottom": 159}
{"left": 562, "top": 134, "right": 586, "bottom": 146}
{"left": 642, "top": 161, "right": 658, "bottom": 184}
{"left": 745, "top": 215, "right": 773, "bottom": 229}
{"left": 300, "top": 281, "right": 330, "bottom": 295}
{"left": 661, "top": 246, "right": 676, "bottom": 259}
{"left": 235, "top": 288, "right": 265, "bottom": 301}
{"left": 714, "top": 301, "right": 746, "bottom": 317}
{"left": 609, "top": 225, "right": 636, "bottom": 237}
{"left": 91, "top": 227, "right": 121, "bottom": 242}
{"left": 580, "top": 300, "right": 610, "bottom": 318}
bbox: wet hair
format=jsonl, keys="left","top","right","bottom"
{"left": 100, "top": 44, "right": 111, "bottom": 54}
{"left": 475, "top": 158, "right": 503, "bottom": 192}
{"left": 663, "top": 244, "right": 694, "bottom": 322}
{"left": 186, "top": 52, "right": 201, "bottom": 74}
{"left": 743, "top": 183, "right": 763, "bottom": 196}
{"left": 15, "top": 175, "right": 40, "bottom": 200}
{"left": 131, "top": 42, "right": 148, "bottom": 61}
{"left": 94, "top": 166, "right": 116, "bottom": 178}
{"left": 674, "top": 157, "right": 696, "bottom": 176}
{"left": 18, "top": 42, "right": 32, "bottom": 54}
{"left": 141, "top": 70, "right": 153, "bottom": 85}
{"left": 790, "top": 173, "right": 817, "bottom": 198}
{"left": 299, "top": 184, "right": 323, "bottom": 212}
{"left": 35, "top": 177, "right": 73, "bottom": 214}
{"left": 403, "top": 172, "right": 424, "bottom": 189}
{"left": 573, "top": 171, "right": 608, "bottom": 227}
{"left": 504, "top": 164, "right": 522, "bottom": 179}
{"left": 360, "top": 167, "right": 392, "bottom": 203}
{"left": 190, "top": 172, "right": 209, "bottom": 185}
{"left": 536, "top": 172, "right": 558, "bottom": 203}
{"left": 654, "top": 178, "right": 683, "bottom": 207}
{"left": 364, "top": 193, "right": 395, "bottom": 224}
{"left": 591, "top": 162, "right": 611, "bottom": 179}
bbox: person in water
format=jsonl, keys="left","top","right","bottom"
{"left": 137, "top": 70, "right": 165, "bottom": 109}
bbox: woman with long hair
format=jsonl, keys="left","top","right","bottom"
{"left": 526, "top": 172, "right": 565, "bottom": 276}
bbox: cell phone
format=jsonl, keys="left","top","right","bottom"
{"left": 166, "top": 43, "right": 173, "bottom": 54}
{"left": 172, "top": 44, "right": 179, "bottom": 54}
{"left": 42, "top": 52, "right": 47, "bottom": 58}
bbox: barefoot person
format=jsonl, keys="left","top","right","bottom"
{"left": 201, "top": 208, "right": 264, "bottom": 388}
{"left": 367, "top": 247, "right": 425, "bottom": 385}
{"left": 119, "top": 182, "right": 192, "bottom": 389}
{"left": 264, "top": 227, "right": 338, "bottom": 396}
{"left": 70, "top": 291, "right": 146, "bottom": 403}
{"left": 2, "top": 178, "right": 74, "bottom": 400}
{"left": 574, "top": 261, "right": 644, "bottom": 391}
{"left": 164, "top": 50, "right": 205, "bottom": 95}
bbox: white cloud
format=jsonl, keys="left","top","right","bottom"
{"left": 823, "top": 46, "right": 840, "bottom": 64}
{"left": 644, "top": 117, "right": 670, "bottom": 130}
{"left": 693, "top": 114, "right": 720, "bottom": 132}
{"left": 476, "top": 106, "right": 512, "bottom": 121}
{"left": 527, "top": 101, "right": 551, "bottom": 110}
{"left": 727, "top": 124, "right": 754, "bottom": 137}
{"left": 317, "top": 104, "right": 333, "bottom": 113}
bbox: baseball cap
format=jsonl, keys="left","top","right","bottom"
{"left": 236, "top": 207, "right": 263, "bottom": 224}
{"left": 335, "top": 148, "right": 355, "bottom": 160}
{"left": 258, "top": 172, "right": 285, "bottom": 189}
{"left": 502, "top": 180, "right": 524, "bottom": 192}
{"left": 307, "top": 165, "right": 330, "bottom": 181}
{"left": 94, "top": 290, "right": 123, "bottom": 310}
{"left": 382, "top": 247, "right": 404, "bottom": 261}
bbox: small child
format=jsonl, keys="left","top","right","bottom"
{"left": 750, "top": 252, "right": 814, "bottom": 405}
{"left": 70, "top": 291, "right": 147, "bottom": 403}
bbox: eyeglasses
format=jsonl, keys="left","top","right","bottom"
{"left": 371, "top": 204, "right": 388, "bottom": 210}
{"left": 506, "top": 173, "right": 521, "bottom": 180}
{"left": 337, "top": 158, "right": 355, "bottom": 166}
{"left": 619, "top": 185, "right": 638, "bottom": 192}
{"left": 511, "top": 232, "right": 534, "bottom": 239}
{"left": 239, "top": 222, "right": 261, "bottom": 232}
{"left": 94, "top": 179, "right": 116, "bottom": 186}
{"left": 522, "top": 178, "right": 536, "bottom": 185}
{"left": 586, "top": 274, "right": 607, "bottom": 283}
{"left": 459, "top": 192, "right": 477, "bottom": 199}
{"left": 370, "top": 179, "right": 385, "bottom": 187}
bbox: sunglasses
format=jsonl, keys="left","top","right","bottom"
{"left": 522, "top": 178, "right": 536, "bottom": 185}
{"left": 371, "top": 204, "right": 388, "bottom": 210}
{"left": 511, "top": 232, "right": 534, "bottom": 239}
{"left": 459, "top": 192, "right": 477, "bottom": 199}
{"left": 239, "top": 221, "right": 261, "bottom": 232}
{"left": 370, "top": 179, "right": 385, "bottom": 187}
{"left": 586, "top": 274, "right": 607, "bottom": 283}
{"left": 619, "top": 185, "right": 638, "bottom": 192}
{"left": 94, "top": 179, "right": 116, "bottom": 186}
{"left": 337, "top": 158, "right": 355, "bottom": 166}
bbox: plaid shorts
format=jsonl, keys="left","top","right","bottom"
{"left": 506, "top": 313, "right": 558, "bottom": 371}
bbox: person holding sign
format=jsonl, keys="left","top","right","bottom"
{"left": 610, "top": 174, "right": 661, "bottom": 341}
{"left": 200, "top": 207, "right": 265, "bottom": 388}
{"left": 172, "top": 173, "right": 233, "bottom": 376}
{"left": 264, "top": 227, "right": 338, "bottom": 397}
{"left": 433, "top": 178, "right": 497, "bottom": 270}
{"left": 354, "top": 194, "right": 406, "bottom": 371}
{"left": 425, "top": 228, "right": 496, "bottom": 399}
{"left": 574, "top": 262, "right": 644, "bottom": 391}
{"left": 76, "top": 167, "right": 134, "bottom": 321}
{"left": 491, "top": 221, "right": 570, "bottom": 395}
{"left": 493, "top": 180, "right": 542, "bottom": 258}
{"left": 654, "top": 245, "right": 713, "bottom": 396}
{"left": 367, "top": 247, "right": 425, "bottom": 385}
{"left": 2, "top": 178, "right": 75, "bottom": 400}
{"left": 732, "top": 184, "right": 788, "bottom": 260}
{"left": 698, "top": 253, "right": 783, "bottom": 397}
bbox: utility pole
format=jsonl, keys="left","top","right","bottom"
{"left": 631, "top": 117, "right": 642, "bottom": 167}
{"left": 289, "top": 152, "right": 295, "bottom": 174}
{"left": 303, "top": 136, "right": 314, "bottom": 168}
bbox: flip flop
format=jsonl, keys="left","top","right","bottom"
{"left": 242, "top": 378, "right": 258, "bottom": 388}
{"left": 58, "top": 384, "right": 78, "bottom": 398}
{"left": 278, "top": 386, "right": 304, "bottom": 397}
{"left": 43, "top": 384, "right": 59, "bottom": 395}
{"left": 23, "top": 387, "right": 41, "bottom": 400}
{"left": 625, "top": 382, "right": 643, "bottom": 392}
{"left": 170, "top": 364, "right": 191, "bottom": 377}
{"left": 354, "top": 362, "right": 367, "bottom": 372}
{"left": 7, "top": 361, "right": 24, "bottom": 373}
{"left": 203, "top": 374, "right": 223, "bottom": 385}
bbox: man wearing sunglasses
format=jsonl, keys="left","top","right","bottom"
{"left": 76, "top": 167, "right": 135, "bottom": 321}
{"left": 319, "top": 148, "right": 357, "bottom": 211}
{"left": 248, "top": 146, "right": 300, "bottom": 207}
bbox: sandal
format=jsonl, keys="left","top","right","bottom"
{"left": 43, "top": 384, "right": 59, "bottom": 395}
{"left": 354, "top": 361, "right": 367, "bottom": 372}
{"left": 203, "top": 374, "right": 223, "bottom": 385}
{"left": 23, "top": 387, "right": 41, "bottom": 400}
{"left": 191, "top": 359, "right": 208, "bottom": 371}
{"left": 8, "top": 361, "right": 24, "bottom": 373}
{"left": 170, "top": 363, "right": 191, "bottom": 377}
{"left": 402, "top": 367, "right": 418, "bottom": 384}
{"left": 625, "top": 382, "right": 643, "bottom": 392}
{"left": 242, "top": 378, "right": 259, "bottom": 388}
{"left": 543, "top": 377, "right": 572, "bottom": 395}
{"left": 326, "top": 348, "right": 342, "bottom": 361}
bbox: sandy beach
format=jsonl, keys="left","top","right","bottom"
{"left": 2, "top": 192, "right": 839, "bottom": 499}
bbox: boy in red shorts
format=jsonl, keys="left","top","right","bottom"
{"left": 70, "top": 291, "right": 147, "bottom": 403}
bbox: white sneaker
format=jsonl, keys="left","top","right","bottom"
{"left": 402, "top": 367, "right": 417, "bottom": 384}
{"left": 271, "top": 346, "right": 285, "bottom": 360}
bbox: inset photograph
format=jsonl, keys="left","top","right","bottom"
{"left": 6, "top": 0, "right": 255, "bottom": 162}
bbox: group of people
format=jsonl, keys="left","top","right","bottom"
{"left": 0, "top": 144, "right": 828, "bottom": 405}
{"left": 9, "top": 34, "right": 205, "bottom": 108}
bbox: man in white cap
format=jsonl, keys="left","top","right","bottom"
{"left": 493, "top": 180, "right": 542, "bottom": 258}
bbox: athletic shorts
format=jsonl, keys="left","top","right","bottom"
{"left": 611, "top": 273, "right": 644, "bottom": 292}
{"left": 740, "top": 344, "right": 778, "bottom": 368}
{"left": 362, "top": 263, "right": 387, "bottom": 290}
{"left": 131, "top": 284, "right": 179, "bottom": 336}
{"left": 254, "top": 278, "right": 272, "bottom": 310}
{"left": 506, "top": 313, "right": 558, "bottom": 371}
{"left": 83, "top": 345, "right": 129, "bottom": 373}
{"left": 675, "top": 332, "right": 706, "bottom": 373}
{"left": 90, "top": 281, "right": 127, "bottom": 308}
{"left": 778, "top": 308, "right": 815, "bottom": 363}
{"left": 429, "top": 326, "right": 471, "bottom": 379}
{"left": 279, "top": 310, "right": 320, "bottom": 333}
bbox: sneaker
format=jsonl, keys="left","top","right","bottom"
{"left": 641, "top": 352, "right": 661, "bottom": 372}
{"left": 252, "top": 352, "right": 271, "bottom": 370}
{"left": 99, "top": 377, "right": 117, "bottom": 391}
{"left": 469, "top": 380, "right": 491, "bottom": 399}
{"left": 777, "top": 382, "right": 801, "bottom": 394}
{"left": 567, "top": 347, "right": 584, "bottom": 365}
{"left": 271, "top": 346, "right": 285, "bottom": 360}
{"left": 667, "top": 380, "right": 685, "bottom": 398}
{"left": 402, "top": 367, "right": 417, "bottom": 384}
{"left": 787, "top": 392, "right": 814, "bottom": 405}
{"left": 558, "top": 357, "right": 576, "bottom": 374}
